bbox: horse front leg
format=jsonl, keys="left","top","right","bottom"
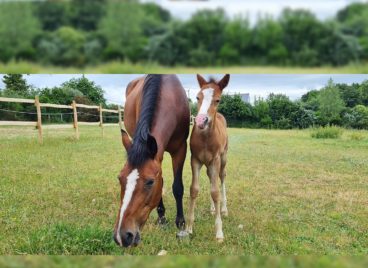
{"left": 171, "top": 143, "right": 187, "bottom": 230}
{"left": 207, "top": 157, "right": 224, "bottom": 242}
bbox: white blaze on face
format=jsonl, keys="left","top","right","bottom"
{"left": 116, "top": 169, "right": 139, "bottom": 246}
{"left": 198, "top": 88, "right": 214, "bottom": 116}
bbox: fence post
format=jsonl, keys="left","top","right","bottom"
{"left": 35, "top": 96, "right": 43, "bottom": 144}
{"left": 72, "top": 101, "right": 79, "bottom": 140}
{"left": 118, "top": 106, "right": 123, "bottom": 130}
{"left": 99, "top": 104, "right": 104, "bottom": 137}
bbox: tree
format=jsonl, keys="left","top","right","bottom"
{"left": 218, "top": 95, "right": 253, "bottom": 120}
{"left": 343, "top": 105, "right": 368, "bottom": 129}
{"left": 337, "top": 83, "right": 362, "bottom": 107}
{"left": 39, "top": 86, "right": 83, "bottom": 105}
{"left": 99, "top": 1, "right": 146, "bottom": 61}
{"left": 0, "top": 2, "right": 40, "bottom": 62}
{"left": 61, "top": 76, "right": 105, "bottom": 105}
{"left": 36, "top": 27, "right": 86, "bottom": 66}
{"left": 317, "top": 79, "right": 345, "bottom": 125}
{"left": 2, "top": 74, "right": 30, "bottom": 96}
{"left": 252, "top": 16, "right": 287, "bottom": 64}
{"left": 359, "top": 80, "right": 368, "bottom": 106}
{"left": 35, "top": 1, "right": 68, "bottom": 31}
{"left": 267, "top": 93, "right": 298, "bottom": 125}
{"left": 337, "top": 2, "right": 368, "bottom": 58}
{"left": 69, "top": 0, "right": 107, "bottom": 31}
{"left": 221, "top": 16, "right": 251, "bottom": 64}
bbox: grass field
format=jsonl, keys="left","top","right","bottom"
{"left": 0, "top": 126, "right": 367, "bottom": 255}
{"left": 1, "top": 61, "right": 368, "bottom": 74}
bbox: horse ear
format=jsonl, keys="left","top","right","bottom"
{"left": 147, "top": 133, "right": 158, "bottom": 159}
{"left": 121, "top": 129, "right": 132, "bottom": 152}
{"left": 218, "top": 74, "right": 230, "bottom": 90}
{"left": 197, "top": 74, "right": 207, "bottom": 88}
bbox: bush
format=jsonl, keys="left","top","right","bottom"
{"left": 350, "top": 132, "right": 365, "bottom": 141}
{"left": 311, "top": 126, "right": 343, "bottom": 139}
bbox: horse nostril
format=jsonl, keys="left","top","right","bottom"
{"left": 204, "top": 117, "right": 209, "bottom": 124}
{"left": 123, "top": 231, "right": 134, "bottom": 247}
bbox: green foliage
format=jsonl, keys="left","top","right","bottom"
{"left": 37, "top": 27, "right": 86, "bottom": 66}
{"left": 317, "top": 79, "right": 345, "bottom": 125}
{"left": 60, "top": 76, "right": 105, "bottom": 105}
{"left": 0, "top": 2, "right": 40, "bottom": 62}
{"left": 218, "top": 95, "right": 252, "bottom": 120}
{"left": 2, "top": 74, "right": 30, "bottom": 96}
{"left": 99, "top": 1, "right": 146, "bottom": 62}
{"left": 343, "top": 105, "right": 368, "bottom": 129}
{"left": 0, "top": 1, "right": 367, "bottom": 67}
{"left": 311, "top": 126, "right": 343, "bottom": 139}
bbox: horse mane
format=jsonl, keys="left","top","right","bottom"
{"left": 128, "top": 74, "right": 162, "bottom": 167}
{"left": 208, "top": 77, "right": 217, "bottom": 84}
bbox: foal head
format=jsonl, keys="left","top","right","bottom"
{"left": 113, "top": 130, "right": 163, "bottom": 247}
{"left": 195, "top": 74, "right": 230, "bottom": 130}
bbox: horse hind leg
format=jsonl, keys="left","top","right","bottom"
{"left": 220, "top": 153, "right": 228, "bottom": 217}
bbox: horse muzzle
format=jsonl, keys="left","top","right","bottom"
{"left": 195, "top": 114, "right": 209, "bottom": 129}
{"left": 114, "top": 229, "right": 141, "bottom": 248}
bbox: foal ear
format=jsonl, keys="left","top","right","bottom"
{"left": 218, "top": 74, "right": 230, "bottom": 90}
{"left": 147, "top": 133, "right": 158, "bottom": 159}
{"left": 121, "top": 129, "right": 132, "bottom": 152}
{"left": 197, "top": 74, "right": 207, "bottom": 88}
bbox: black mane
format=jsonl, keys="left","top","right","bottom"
{"left": 128, "top": 75, "right": 162, "bottom": 167}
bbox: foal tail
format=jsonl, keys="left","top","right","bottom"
{"left": 128, "top": 74, "right": 162, "bottom": 167}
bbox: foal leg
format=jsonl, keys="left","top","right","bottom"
{"left": 171, "top": 143, "right": 187, "bottom": 230}
{"left": 220, "top": 153, "right": 228, "bottom": 216}
{"left": 208, "top": 157, "right": 224, "bottom": 242}
{"left": 210, "top": 197, "right": 215, "bottom": 215}
{"left": 186, "top": 157, "right": 202, "bottom": 234}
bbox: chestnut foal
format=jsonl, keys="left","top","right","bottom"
{"left": 186, "top": 74, "right": 230, "bottom": 242}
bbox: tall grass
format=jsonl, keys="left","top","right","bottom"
{"left": 310, "top": 126, "right": 343, "bottom": 139}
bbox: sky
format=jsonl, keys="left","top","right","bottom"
{"left": 1, "top": 74, "right": 367, "bottom": 105}
{"left": 141, "top": 0, "right": 365, "bottom": 24}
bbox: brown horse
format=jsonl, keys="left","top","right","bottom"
{"left": 186, "top": 74, "right": 230, "bottom": 242}
{"left": 113, "top": 75, "right": 190, "bottom": 247}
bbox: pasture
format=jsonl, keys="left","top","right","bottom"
{"left": 0, "top": 126, "right": 367, "bottom": 255}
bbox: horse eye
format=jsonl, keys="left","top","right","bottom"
{"left": 145, "top": 179, "right": 154, "bottom": 188}
{"left": 216, "top": 100, "right": 220, "bottom": 103}
{"left": 196, "top": 97, "right": 199, "bottom": 101}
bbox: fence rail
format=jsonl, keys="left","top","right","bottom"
{"left": 0, "top": 96, "right": 123, "bottom": 144}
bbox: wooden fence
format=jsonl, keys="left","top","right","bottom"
{"left": 0, "top": 96, "right": 123, "bottom": 144}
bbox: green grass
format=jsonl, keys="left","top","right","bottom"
{"left": 1, "top": 61, "right": 368, "bottom": 73}
{"left": 311, "top": 126, "right": 344, "bottom": 139}
{"left": 0, "top": 126, "right": 368, "bottom": 255}
{"left": 0, "top": 256, "right": 368, "bottom": 268}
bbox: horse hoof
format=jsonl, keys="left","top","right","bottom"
{"left": 216, "top": 238, "right": 224, "bottom": 243}
{"left": 210, "top": 210, "right": 215, "bottom": 215}
{"left": 186, "top": 227, "right": 193, "bottom": 235}
{"left": 221, "top": 210, "right": 228, "bottom": 217}
{"left": 157, "top": 217, "right": 168, "bottom": 227}
{"left": 177, "top": 230, "right": 190, "bottom": 240}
